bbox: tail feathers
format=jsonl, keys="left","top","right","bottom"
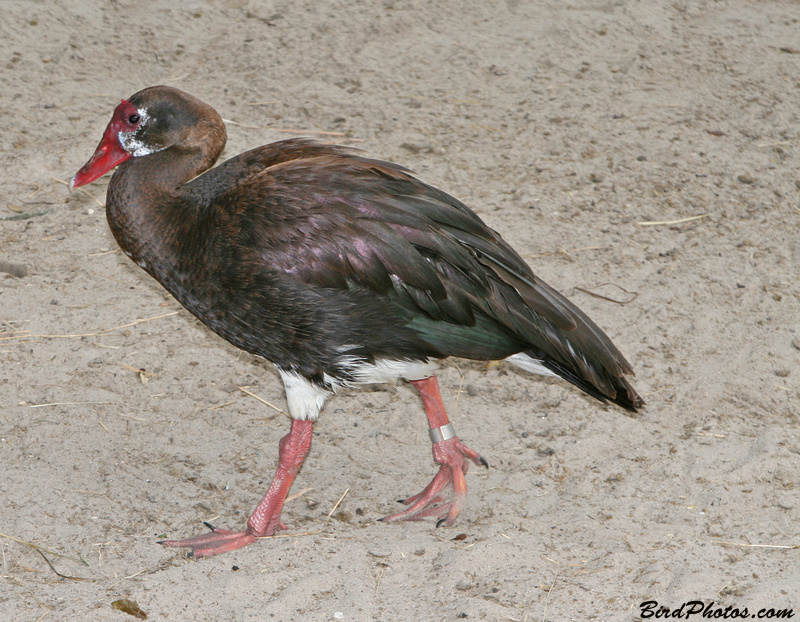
{"left": 509, "top": 352, "right": 644, "bottom": 413}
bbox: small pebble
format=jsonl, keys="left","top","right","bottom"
{"left": 737, "top": 173, "right": 755, "bottom": 184}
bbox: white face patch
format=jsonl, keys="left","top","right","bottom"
{"left": 119, "top": 107, "right": 165, "bottom": 157}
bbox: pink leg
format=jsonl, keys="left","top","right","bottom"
{"left": 382, "top": 376, "right": 487, "bottom": 527}
{"left": 160, "top": 419, "right": 313, "bottom": 557}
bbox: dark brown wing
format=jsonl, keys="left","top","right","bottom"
{"left": 196, "top": 139, "right": 642, "bottom": 409}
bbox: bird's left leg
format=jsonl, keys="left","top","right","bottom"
{"left": 382, "top": 375, "right": 488, "bottom": 527}
{"left": 160, "top": 371, "right": 327, "bottom": 557}
{"left": 160, "top": 418, "right": 313, "bottom": 557}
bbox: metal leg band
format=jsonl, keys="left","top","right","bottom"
{"left": 429, "top": 422, "right": 456, "bottom": 444}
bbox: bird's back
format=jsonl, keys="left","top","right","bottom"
{"left": 162, "top": 139, "right": 641, "bottom": 409}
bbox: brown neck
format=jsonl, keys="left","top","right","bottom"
{"left": 104, "top": 136, "right": 223, "bottom": 278}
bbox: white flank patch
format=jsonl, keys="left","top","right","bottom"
{"left": 278, "top": 369, "right": 332, "bottom": 421}
{"left": 340, "top": 357, "right": 439, "bottom": 385}
{"left": 505, "top": 353, "right": 558, "bottom": 377}
{"left": 119, "top": 107, "right": 165, "bottom": 157}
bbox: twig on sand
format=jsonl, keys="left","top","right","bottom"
{"left": 541, "top": 570, "right": 560, "bottom": 622}
{"left": 453, "top": 362, "right": 466, "bottom": 415}
{"left": 238, "top": 385, "right": 290, "bottom": 418}
{"left": 710, "top": 540, "right": 799, "bottom": 550}
{"left": 259, "top": 488, "right": 350, "bottom": 540}
{"left": 36, "top": 550, "right": 91, "bottom": 581}
{"left": 573, "top": 283, "right": 638, "bottom": 305}
{"left": 29, "top": 401, "right": 117, "bottom": 408}
{"left": 0, "top": 532, "right": 88, "bottom": 566}
{"left": 107, "top": 568, "right": 147, "bottom": 589}
{"left": 284, "top": 487, "right": 314, "bottom": 504}
{"left": 4, "top": 311, "right": 179, "bottom": 341}
{"left": 51, "top": 177, "right": 105, "bottom": 207}
{"left": 636, "top": 214, "right": 708, "bottom": 226}
{"left": 375, "top": 563, "right": 389, "bottom": 595}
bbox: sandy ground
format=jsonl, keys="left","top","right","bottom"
{"left": 1, "top": 1, "right": 799, "bottom": 620}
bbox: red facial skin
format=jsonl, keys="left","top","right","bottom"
{"left": 70, "top": 100, "right": 140, "bottom": 190}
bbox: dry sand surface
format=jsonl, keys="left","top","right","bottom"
{"left": 1, "top": 1, "right": 799, "bottom": 620}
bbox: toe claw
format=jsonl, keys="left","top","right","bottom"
{"left": 479, "top": 457, "right": 489, "bottom": 468}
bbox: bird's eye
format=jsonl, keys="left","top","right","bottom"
{"left": 128, "top": 114, "right": 141, "bottom": 125}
